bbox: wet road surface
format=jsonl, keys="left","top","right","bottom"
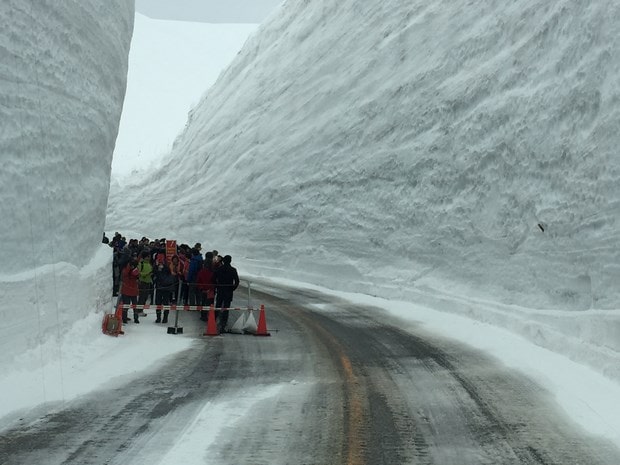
{"left": 1, "top": 280, "right": 619, "bottom": 465}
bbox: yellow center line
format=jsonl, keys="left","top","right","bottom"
{"left": 340, "top": 353, "right": 365, "bottom": 465}
{"left": 279, "top": 306, "right": 368, "bottom": 465}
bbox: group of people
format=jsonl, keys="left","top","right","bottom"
{"left": 104, "top": 233, "right": 239, "bottom": 332}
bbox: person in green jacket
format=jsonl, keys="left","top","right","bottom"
{"left": 136, "top": 251, "right": 153, "bottom": 322}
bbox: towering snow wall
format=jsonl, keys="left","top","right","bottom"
{"left": 0, "top": 1, "right": 133, "bottom": 271}
{"left": 0, "top": 2, "right": 133, "bottom": 365}
{"left": 108, "top": 0, "right": 620, "bottom": 374}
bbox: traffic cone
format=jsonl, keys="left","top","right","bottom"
{"left": 255, "top": 304, "right": 270, "bottom": 337}
{"left": 115, "top": 300, "right": 124, "bottom": 335}
{"left": 203, "top": 304, "right": 219, "bottom": 336}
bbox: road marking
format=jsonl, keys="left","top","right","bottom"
{"left": 340, "top": 354, "right": 365, "bottom": 465}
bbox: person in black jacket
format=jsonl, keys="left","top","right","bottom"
{"left": 214, "top": 255, "right": 239, "bottom": 333}
{"left": 154, "top": 262, "right": 176, "bottom": 324}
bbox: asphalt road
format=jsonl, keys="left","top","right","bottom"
{"left": 1, "top": 280, "right": 619, "bottom": 465}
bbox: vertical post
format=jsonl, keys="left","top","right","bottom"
{"left": 173, "top": 304, "right": 180, "bottom": 328}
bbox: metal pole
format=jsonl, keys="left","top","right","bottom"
{"left": 173, "top": 304, "right": 180, "bottom": 328}
{"left": 174, "top": 279, "right": 182, "bottom": 328}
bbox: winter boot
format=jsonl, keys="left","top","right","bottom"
{"left": 162, "top": 310, "right": 169, "bottom": 324}
{"left": 155, "top": 310, "right": 161, "bottom": 323}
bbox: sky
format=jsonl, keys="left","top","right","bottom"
{"left": 3, "top": 0, "right": 620, "bottom": 461}
{"left": 135, "top": 0, "right": 283, "bottom": 23}
{"left": 111, "top": 14, "right": 257, "bottom": 177}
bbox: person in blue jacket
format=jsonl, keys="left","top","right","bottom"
{"left": 186, "top": 247, "right": 204, "bottom": 306}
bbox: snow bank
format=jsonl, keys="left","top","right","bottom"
{"left": 0, "top": 1, "right": 133, "bottom": 272}
{"left": 108, "top": 0, "right": 620, "bottom": 380}
{"left": 0, "top": 244, "right": 194, "bottom": 420}
{"left": 0, "top": 245, "right": 112, "bottom": 374}
{"left": 0, "top": 1, "right": 133, "bottom": 377}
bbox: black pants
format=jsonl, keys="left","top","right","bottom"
{"left": 155, "top": 289, "right": 171, "bottom": 322}
{"left": 179, "top": 281, "right": 189, "bottom": 304}
{"left": 215, "top": 292, "right": 233, "bottom": 331}
{"left": 188, "top": 283, "right": 202, "bottom": 306}
{"left": 200, "top": 295, "right": 214, "bottom": 321}
{"left": 138, "top": 282, "right": 152, "bottom": 306}
{"left": 121, "top": 294, "right": 138, "bottom": 322}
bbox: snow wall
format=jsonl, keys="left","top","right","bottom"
{"left": 0, "top": 2, "right": 134, "bottom": 360}
{"left": 108, "top": 0, "right": 620, "bottom": 380}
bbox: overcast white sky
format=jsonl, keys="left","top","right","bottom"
{"left": 135, "top": 0, "right": 283, "bottom": 23}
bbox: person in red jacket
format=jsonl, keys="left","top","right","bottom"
{"left": 120, "top": 256, "right": 140, "bottom": 323}
{"left": 196, "top": 252, "right": 216, "bottom": 321}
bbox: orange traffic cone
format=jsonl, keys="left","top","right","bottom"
{"left": 204, "top": 304, "right": 219, "bottom": 336}
{"left": 115, "top": 300, "right": 125, "bottom": 335}
{"left": 255, "top": 304, "right": 271, "bottom": 336}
